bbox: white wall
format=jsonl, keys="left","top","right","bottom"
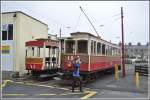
{"left": 2, "top": 12, "right": 48, "bottom": 74}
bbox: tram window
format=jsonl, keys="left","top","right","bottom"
{"left": 77, "top": 40, "right": 87, "bottom": 53}
{"left": 102, "top": 44, "right": 105, "bottom": 55}
{"left": 118, "top": 49, "right": 121, "bottom": 55}
{"left": 32, "top": 47, "right": 34, "bottom": 56}
{"left": 38, "top": 47, "right": 40, "bottom": 57}
{"left": 113, "top": 48, "right": 116, "bottom": 55}
{"left": 93, "top": 41, "right": 96, "bottom": 54}
{"left": 52, "top": 48, "right": 55, "bottom": 54}
{"left": 65, "top": 40, "right": 75, "bottom": 53}
{"left": 91, "top": 41, "right": 94, "bottom": 54}
{"left": 106, "top": 45, "right": 109, "bottom": 55}
{"left": 97, "top": 42, "right": 101, "bottom": 55}
{"left": 112, "top": 47, "right": 115, "bottom": 56}
{"left": 109, "top": 46, "right": 112, "bottom": 56}
{"left": 114, "top": 48, "right": 117, "bottom": 56}
{"left": 116, "top": 49, "right": 117, "bottom": 55}
{"left": 61, "top": 40, "right": 64, "bottom": 53}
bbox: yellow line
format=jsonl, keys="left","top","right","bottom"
{"left": 1, "top": 80, "right": 13, "bottom": 89}
{"left": 80, "top": 91, "right": 97, "bottom": 99}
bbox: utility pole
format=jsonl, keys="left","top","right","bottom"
{"left": 121, "top": 7, "right": 126, "bottom": 78}
{"left": 59, "top": 27, "right": 61, "bottom": 69}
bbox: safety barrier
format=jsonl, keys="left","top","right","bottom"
{"left": 135, "top": 63, "right": 148, "bottom": 76}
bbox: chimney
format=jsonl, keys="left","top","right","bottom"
{"left": 146, "top": 42, "right": 149, "bottom": 46}
{"left": 119, "top": 42, "right": 122, "bottom": 46}
{"left": 137, "top": 42, "right": 141, "bottom": 46}
{"left": 128, "top": 42, "right": 132, "bottom": 46}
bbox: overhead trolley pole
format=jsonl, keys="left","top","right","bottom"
{"left": 79, "top": 6, "right": 101, "bottom": 38}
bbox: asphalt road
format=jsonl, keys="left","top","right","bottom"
{"left": 2, "top": 64, "right": 149, "bottom": 99}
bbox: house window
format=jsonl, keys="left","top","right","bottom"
{"left": 8, "top": 24, "right": 13, "bottom": 40}
{"left": 2, "top": 31, "right": 7, "bottom": 40}
{"left": 2, "top": 24, "right": 13, "bottom": 40}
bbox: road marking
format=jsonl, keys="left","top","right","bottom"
{"left": 35, "top": 94, "right": 57, "bottom": 96}
{"left": 3, "top": 92, "right": 86, "bottom": 96}
{"left": 59, "top": 92, "right": 86, "bottom": 95}
{"left": 3, "top": 94, "right": 27, "bottom": 96}
{"left": 7, "top": 81, "right": 70, "bottom": 90}
{"left": 1, "top": 80, "right": 13, "bottom": 89}
{"left": 2, "top": 80, "right": 97, "bottom": 98}
{"left": 80, "top": 91, "right": 97, "bottom": 99}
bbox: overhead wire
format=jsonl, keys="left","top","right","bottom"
{"left": 18, "top": 4, "right": 124, "bottom": 37}
{"left": 73, "top": 10, "right": 82, "bottom": 32}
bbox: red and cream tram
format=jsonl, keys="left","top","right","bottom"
{"left": 25, "top": 37, "right": 60, "bottom": 77}
{"left": 60, "top": 32, "right": 121, "bottom": 81}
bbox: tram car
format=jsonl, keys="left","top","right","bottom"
{"left": 60, "top": 32, "right": 121, "bottom": 81}
{"left": 25, "top": 36, "right": 60, "bottom": 77}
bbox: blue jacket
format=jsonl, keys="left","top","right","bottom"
{"left": 73, "top": 63, "right": 80, "bottom": 77}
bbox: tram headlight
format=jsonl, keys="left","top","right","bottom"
{"left": 67, "top": 62, "right": 72, "bottom": 67}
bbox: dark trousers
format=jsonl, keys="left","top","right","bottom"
{"left": 72, "top": 76, "right": 82, "bottom": 92}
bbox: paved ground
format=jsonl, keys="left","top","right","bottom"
{"left": 2, "top": 75, "right": 94, "bottom": 99}
{"left": 86, "top": 64, "right": 149, "bottom": 99}
{"left": 1, "top": 64, "right": 149, "bottom": 99}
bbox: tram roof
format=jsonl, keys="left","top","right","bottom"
{"left": 26, "top": 39, "right": 59, "bottom": 47}
{"left": 70, "top": 32, "right": 97, "bottom": 37}
{"left": 61, "top": 32, "right": 120, "bottom": 48}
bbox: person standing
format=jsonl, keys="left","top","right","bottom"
{"left": 72, "top": 56, "right": 82, "bottom": 92}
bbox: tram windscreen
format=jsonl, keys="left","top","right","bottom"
{"left": 77, "top": 40, "right": 87, "bottom": 53}
{"left": 65, "top": 40, "right": 75, "bottom": 53}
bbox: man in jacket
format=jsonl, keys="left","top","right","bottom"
{"left": 72, "top": 56, "right": 82, "bottom": 92}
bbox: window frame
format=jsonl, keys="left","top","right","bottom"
{"left": 77, "top": 40, "right": 88, "bottom": 54}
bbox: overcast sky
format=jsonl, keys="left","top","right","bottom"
{"left": 1, "top": 1, "right": 149, "bottom": 45}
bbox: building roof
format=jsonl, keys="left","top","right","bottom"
{"left": 2, "top": 11, "right": 48, "bottom": 26}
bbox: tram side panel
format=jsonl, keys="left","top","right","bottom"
{"left": 61, "top": 54, "right": 121, "bottom": 73}
{"left": 61, "top": 54, "right": 89, "bottom": 72}
{"left": 90, "top": 56, "right": 121, "bottom": 71}
{"left": 26, "top": 58, "right": 43, "bottom": 71}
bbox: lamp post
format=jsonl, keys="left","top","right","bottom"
{"left": 99, "top": 24, "right": 104, "bottom": 36}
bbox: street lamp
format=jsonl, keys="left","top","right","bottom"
{"left": 59, "top": 26, "right": 72, "bottom": 37}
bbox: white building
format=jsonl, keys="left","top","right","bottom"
{"left": 119, "top": 42, "right": 149, "bottom": 60}
{"left": 1, "top": 11, "right": 48, "bottom": 75}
